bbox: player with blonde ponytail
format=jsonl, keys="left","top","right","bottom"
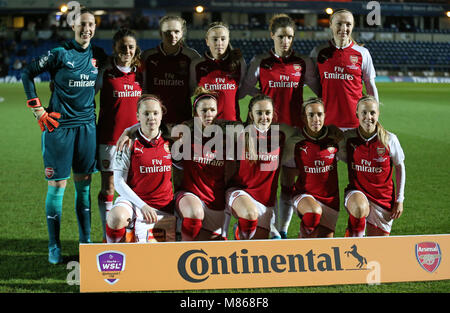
{"left": 342, "top": 95, "right": 406, "bottom": 237}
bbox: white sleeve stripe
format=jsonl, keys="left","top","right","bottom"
{"left": 112, "top": 144, "right": 147, "bottom": 209}
{"left": 114, "top": 169, "right": 147, "bottom": 210}
{"left": 388, "top": 132, "right": 405, "bottom": 165}
{"left": 395, "top": 162, "right": 406, "bottom": 203}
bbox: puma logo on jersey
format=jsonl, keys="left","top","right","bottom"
{"left": 299, "top": 146, "right": 308, "bottom": 154}
{"left": 67, "top": 61, "right": 75, "bottom": 68}
{"left": 134, "top": 146, "right": 144, "bottom": 154}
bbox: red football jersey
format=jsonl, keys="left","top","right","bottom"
{"left": 230, "top": 125, "right": 285, "bottom": 207}
{"left": 181, "top": 131, "right": 227, "bottom": 211}
{"left": 344, "top": 128, "right": 405, "bottom": 211}
{"left": 311, "top": 41, "right": 376, "bottom": 128}
{"left": 285, "top": 127, "right": 340, "bottom": 211}
{"left": 241, "top": 50, "right": 320, "bottom": 128}
{"left": 190, "top": 52, "right": 246, "bottom": 121}
{"left": 142, "top": 44, "right": 200, "bottom": 124}
{"left": 114, "top": 130, "right": 173, "bottom": 211}
{"left": 97, "top": 65, "right": 142, "bottom": 145}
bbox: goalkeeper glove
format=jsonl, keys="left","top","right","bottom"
{"left": 27, "top": 98, "right": 61, "bottom": 132}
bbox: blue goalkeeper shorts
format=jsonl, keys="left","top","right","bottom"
{"left": 41, "top": 121, "right": 98, "bottom": 180}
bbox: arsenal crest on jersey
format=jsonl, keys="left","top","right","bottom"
{"left": 91, "top": 58, "right": 97, "bottom": 68}
{"left": 377, "top": 147, "right": 386, "bottom": 156}
{"left": 164, "top": 142, "right": 171, "bottom": 154}
{"left": 293, "top": 64, "right": 302, "bottom": 72}
{"left": 350, "top": 55, "right": 358, "bottom": 65}
{"left": 415, "top": 242, "right": 441, "bottom": 273}
{"left": 327, "top": 146, "right": 336, "bottom": 154}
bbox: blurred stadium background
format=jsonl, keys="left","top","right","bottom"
{"left": 1, "top": 0, "right": 449, "bottom": 84}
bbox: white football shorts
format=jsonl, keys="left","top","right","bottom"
{"left": 225, "top": 188, "right": 274, "bottom": 231}
{"left": 344, "top": 190, "right": 394, "bottom": 234}
{"left": 292, "top": 193, "right": 339, "bottom": 232}
{"left": 111, "top": 196, "right": 175, "bottom": 242}
{"left": 175, "top": 191, "right": 226, "bottom": 238}
{"left": 98, "top": 144, "right": 116, "bottom": 172}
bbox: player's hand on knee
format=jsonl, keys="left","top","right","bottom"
{"left": 140, "top": 205, "right": 157, "bottom": 224}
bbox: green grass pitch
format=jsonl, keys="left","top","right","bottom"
{"left": 0, "top": 82, "right": 449, "bottom": 293}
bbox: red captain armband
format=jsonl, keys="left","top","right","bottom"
{"left": 27, "top": 98, "right": 42, "bottom": 108}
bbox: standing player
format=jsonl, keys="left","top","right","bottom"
{"left": 96, "top": 27, "right": 142, "bottom": 242}
{"left": 310, "top": 9, "right": 378, "bottom": 130}
{"left": 225, "top": 94, "right": 285, "bottom": 240}
{"left": 343, "top": 96, "right": 405, "bottom": 237}
{"left": 175, "top": 87, "right": 230, "bottom": 241}
{"left": 142, "top": 15, "right": 200, "bottom": 124}
{"left": 21, "top": 7, "right": 107, "bottom": 263}
{"left": 240, "top": 14, "right": 320, "bottom": 128}
{"left": 240, "top": 14, "right": 320, "bottom": 238}
{"left": 282, "top": 98, "right": 344, "bottom": 238}
{"left": 190, "top": 22, "right": 246, "bottom": 121}
{"left": 106, "top": 95, "right": 175, "bottom": 243}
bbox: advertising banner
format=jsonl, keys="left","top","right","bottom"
{"left": 80, "top": 234, "right": 449, "bottom": 292}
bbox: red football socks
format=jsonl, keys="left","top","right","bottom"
{"left": 301, "top": 212, "right": 321, "bottom": 235}
{"left": 237, "top": 217, "right": 258, "bottom": 240}
{"left": 347, "top": 214, "right": 366, "bottom": 237}
{"left": 105, "top": 224, "right": 126, "bottom": 243}
{"left": 181, "top": 218, "right": 202, "bottom": 241}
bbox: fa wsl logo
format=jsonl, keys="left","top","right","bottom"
{"left": 97, "top": 251, "right": 126, "bottom": 284}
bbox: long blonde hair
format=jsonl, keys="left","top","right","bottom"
{"left": 357, "top": 95, "right": 389, "bottom": 148}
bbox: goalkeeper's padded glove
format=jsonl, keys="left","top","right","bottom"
{"left": 27, "top": 98, "right": 61, "bottom": 132}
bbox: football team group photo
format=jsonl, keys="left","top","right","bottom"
{"left": 19, "top": 4, "right": 409, "bottom": 267}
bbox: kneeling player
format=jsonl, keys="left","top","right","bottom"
{"left": 175, "top": 88, "right": 230, "bottom": 241}
{"left": 225, "top": 94, "right": 286, "bottom": 240}
{"left": 106, "top": 95, "right": 175, "bottom": 243}
{"left": 343, "top": 95, "right": 405, "bottom": 237}
{"left": 282, "top": 98, "right": 344, "bottom": 238}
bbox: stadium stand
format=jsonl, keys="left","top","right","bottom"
{"left": 3, "top": 37, "right": 449, "bottom": 80}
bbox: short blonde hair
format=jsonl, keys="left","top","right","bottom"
{"left": 357, "top": 95, "right": 389, "bottom": 148}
